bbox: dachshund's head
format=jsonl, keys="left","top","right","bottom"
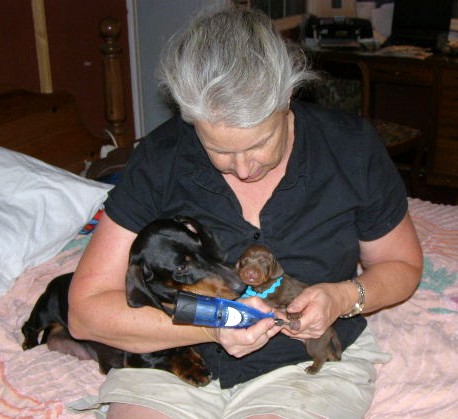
{"left": 236, "top": 244, "right": 284, "bottom": 287}
{"left": 126, "top": 216, "right": 245, "bottom": 314}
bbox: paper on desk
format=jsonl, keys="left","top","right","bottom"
{"left": 376, "top": 45, "right": 433, "bottom": 60}
{"left": 371, "top": 3, "right": 394, "bottom": 40}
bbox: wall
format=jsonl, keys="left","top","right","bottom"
{"left": 0, "top": 1, "right": 40, "bottom": 91}
{"left": 0, "top": 0, "right": 134, "bottom": 140}
{"left": 306, "top": 0, "right": 356, "bottom": 17}
{"left": 128, "top": 0, "right": 229, "bottom": 137}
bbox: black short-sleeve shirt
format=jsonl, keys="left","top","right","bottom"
{"left": 105, "top": 101, "right": 407, "bottom": 388}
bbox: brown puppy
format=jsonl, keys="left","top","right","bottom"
{"left": 236, "top": 244, "right": 342, "bottom": 374}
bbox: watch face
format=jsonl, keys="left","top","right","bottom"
{"left": 353, "top": 303, "right": 363, "bottom": 314}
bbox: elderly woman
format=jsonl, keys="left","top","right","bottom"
{"left": 68, "top": 7, "right": 422, "bottom": 419}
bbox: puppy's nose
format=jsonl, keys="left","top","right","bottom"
{"left": 241, "top": 267, "right": 260, "bottom": 282}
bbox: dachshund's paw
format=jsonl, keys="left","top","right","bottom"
{"left": 21, "top": 332, "right": 39, "bottom": 350}
{"left": 22, "top": 340, "right": 40, "bottom": 350}
{"left": 22, "top": 341, "right": 33, "bottom": 350}
{"left": 172, "top": 348, "right": 212, "bottom": 387}
{"left": 178, "top": 364, "right": 212, "bottom": 387}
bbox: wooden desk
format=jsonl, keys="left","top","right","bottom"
{"left": 305, "top": 47, "right": 458, "bottom": 187}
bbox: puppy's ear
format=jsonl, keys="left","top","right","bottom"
{"left": 270, "top": 258, "right": 285, "bottom": 279}
{"left": 126, "top": 264, "right": 162, "bottom": 308}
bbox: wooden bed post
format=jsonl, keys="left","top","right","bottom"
{"left": 31, "top": 0, "right": 53, "bottom": 94}
{"left": 99, "top": 17, "right": 129, "bottom": 148}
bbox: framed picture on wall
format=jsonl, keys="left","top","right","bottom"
{"left": 451, "top": 0, "right": 458, "bottom": 31}
{"left": 306, "top": 0, "right": 356, "bottom": 17}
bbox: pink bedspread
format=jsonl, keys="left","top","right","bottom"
{"left": 0, "top": 236, "right": 104, "bottom": 418}
{"left": 0, "top": 198, "right": 457, "bottom": 418}
{"left": 366, "top": 199, "right": 458, "bottom": 418}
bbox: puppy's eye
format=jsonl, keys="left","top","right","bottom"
{"left": 240, "top": 258, "right": 250, "bottom": 267}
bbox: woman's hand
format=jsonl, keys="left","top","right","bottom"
{"left": 279, "top": 282, "right": 347, "bottom": 340}
{"left": 214, "top": 296, "right": 282, "bottom": 358}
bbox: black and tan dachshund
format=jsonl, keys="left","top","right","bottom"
{"left": 22, "top": 216, "right": 246, "bottom": 387}
{"left": 236, "top": 244, "right": 342, "bottom": 374}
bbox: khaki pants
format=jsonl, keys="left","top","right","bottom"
{"left": 70, "top": 327, "right": 390, "bottom": 419}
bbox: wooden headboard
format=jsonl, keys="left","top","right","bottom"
{"left": 0, "top": 17, "right": 131, "bottom": 174}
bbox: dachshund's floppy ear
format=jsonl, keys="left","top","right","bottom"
{"left": 174, "top": 215, "right": 199, "bottom": 234}
{"left": 126, "top": 264, "right": 162, "bottom": 308}
{"left": 174, "top": 215, "right": 226, "bottom": 260}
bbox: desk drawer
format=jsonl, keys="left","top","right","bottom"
{"left": 368, "top": 63, "right": 434, "bottom": 85}
{"left": 437, "top": 126, "right": 458, "bottom": 143}
{"left": 434, "top": 143, "right": 458, "bottom": 176}
{"left": 438, "top": 89, "right": 458, "bottom": 124}
{"left": 441, "top": 68, "right": 458, "bottom": 87}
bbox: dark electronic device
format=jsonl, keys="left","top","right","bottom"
{"left": 303, "top": 15, "right": 373, "bottom": 48}
{"left": 383, "top": 0, "right": 454, "bottom": 51}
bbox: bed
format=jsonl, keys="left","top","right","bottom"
{"left": 0, "top": 15, "right": 131, "bottom": 176}
{"left": 0, "top": 157, "right": 457, "bottom": 419}
{"left": 1, "top": 29, "right": 457, "bottom": 419}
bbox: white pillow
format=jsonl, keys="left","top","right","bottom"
{"left": 0, "top": 147, "right": 113, "bottom": 296}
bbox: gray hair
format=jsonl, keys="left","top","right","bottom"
{"left": 157, "top": 8, "right": 316, "bottom": 127}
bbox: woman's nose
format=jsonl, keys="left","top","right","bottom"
{"left": 232, "top": 153, "right": 251, "bottom": 180}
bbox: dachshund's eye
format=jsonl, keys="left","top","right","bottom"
{"left": 175, "top": 255, "right": 192, "bottom": 274}
{"left": 175, "top": 264, "right": 188, "bottom": 274}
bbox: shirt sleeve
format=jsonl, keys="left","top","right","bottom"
{"left": 355, "top": 119, "right": 408, "bottom": 241}
{"left": 104, "top": 137, "right": 160, "bottom": 233}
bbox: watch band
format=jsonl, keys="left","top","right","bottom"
{"left": 340, "top": 279, "right": 365, "bottom": 318}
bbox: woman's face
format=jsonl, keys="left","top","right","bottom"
{"left": 194, "top": 110, "right": 292, "bottom": 183}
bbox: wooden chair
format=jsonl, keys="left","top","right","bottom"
{"left": 358, "top": 62, "right": 425, "bottom": 194}
{"left": 307, "top": 64, "right": 425, "bottom": 194}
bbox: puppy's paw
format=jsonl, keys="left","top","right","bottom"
{"left": 286, "top": 319, "right": 301, "bottom": 331}
{"left": 305, "top": 364, "right": 320, "bottom": 374}
{"left": 286, "top": 311, "right": 302, "bottom": 320}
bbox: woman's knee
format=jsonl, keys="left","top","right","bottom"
{"left": 107, "top": 402, "right": 170, "bottom": 419}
